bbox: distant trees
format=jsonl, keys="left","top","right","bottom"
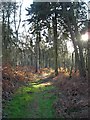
{"left": 26, "top": 2, "right": 63, "bottom": 75}
{"left": 2, "top": 1, "right": 22, "bottom": 65}
{"left": 2, "top": 2, "right": 15, "bottom": 63}
{"left": 2, "top": 1, "right": 89, "bottom": 77}
{"left": 25, "top": 1, "right": 88, "bottom": 77}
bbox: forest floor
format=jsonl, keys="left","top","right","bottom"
{"left": 3, "top": 76, "right": 58, "bottom": 118}
{"left": 2, "top": 65, "right": 89, "bottom": 118}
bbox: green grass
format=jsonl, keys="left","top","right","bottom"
{"left": 3, "top": 82, "right": 57, "bottom": 118}
{"left": 3, "top": 86, "right": 34, "bottom": 118}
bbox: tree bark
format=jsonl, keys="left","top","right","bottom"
{"left": 38, "top": 31, "right": 41, "bottom": 68}
{"left": 88, "top": 20, "right": 90, "bottom": 80}
{"left": 35, "top": 33, "right": 39, "bottom": 72}
{"left": 69, "top": 52, "right": 74, "bottom": 78}
{"left": 53, "top": 10, "right": 58, "bottom": 76}
{"left": 75, "top": 51, "right": 78, "bottom": 72}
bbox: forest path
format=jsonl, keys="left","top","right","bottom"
{"left": 3, "top": 75, "right": 58, "bottom": 118}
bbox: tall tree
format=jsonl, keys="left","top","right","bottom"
{"left": 61, "top": 2, "right": 87, "bottom": 77}
{"left": 88, "top": 1, "right": 90, "bottom": 80}
{"left": 52, "top": 4, "right": 58, "bottom": 75}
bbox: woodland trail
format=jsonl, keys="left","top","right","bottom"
{"left": 3, "top": 76, "right": 58, "bottom": 118}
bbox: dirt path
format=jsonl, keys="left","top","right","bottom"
{"left": 26, "top": 80, "right": 57, "bottom": 118}
{"left": 3, "top": 76, "right": 58, "bottom": 118}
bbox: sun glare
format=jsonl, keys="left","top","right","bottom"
{"left": 81, "top": 33, "right": 88, "bottom": 42}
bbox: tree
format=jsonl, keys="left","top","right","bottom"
{"left": 26, "top": 2, "right": 50, "bottom": 72}
{"left": 24, "top": 1, "right": 88, "bottom": 77}
{"left": 26, "top": 2, "right": 60, "bottom": 75}
{"left": 13, "top": 2, "right": 22, "bottom": 65}
{"left": 61, "top": 2, "right": 87, "bottom": 77}
{"left": 88, "top": 19, "right": 90, "bottom": 80}
{"left": 2, "top": 2, "right": 15, "bottom": 64}
{"left": 52, "top": 3, "right": 58, "bottom": 76}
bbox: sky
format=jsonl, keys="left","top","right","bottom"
{"left": 17, "top": 0, "right": 33, "bottom": 33}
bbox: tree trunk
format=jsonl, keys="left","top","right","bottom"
{"left": 75, "top": 51, "right": 78, "bottom": 72}
{"left": 45, "top": 52, "right": 48, "bottom": 68}
{"left": 69, "top": 52, "right": 74, "bottom": 78}
{"left": 88, "top": 20, "right": 90, "bottom": 80}
{"left": 53, "top": 11, "right": 58, "bottom": 76}
{"left": 74, "top": 22, "right": 86, "bottom": 77}
{"left": 78, "top": 47, "right": 86, "bottom": 77}
{"left": 84, "top": 50, "right": 88, "bottom": 70}
{"left": 35, "top": 31, "right": 40, "bottom": 72}
{"left": 30, "top": 53, "right": 33, "bottom": 66}
{"left": 38, "top": 31, "right": 41, "bottom": 68}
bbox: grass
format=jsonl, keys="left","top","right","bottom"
{"left": 3, "top": 86, "right": 34, "bottom": 118}
{"left": 3, "top": 81, "right": 57, "bottom": 118}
